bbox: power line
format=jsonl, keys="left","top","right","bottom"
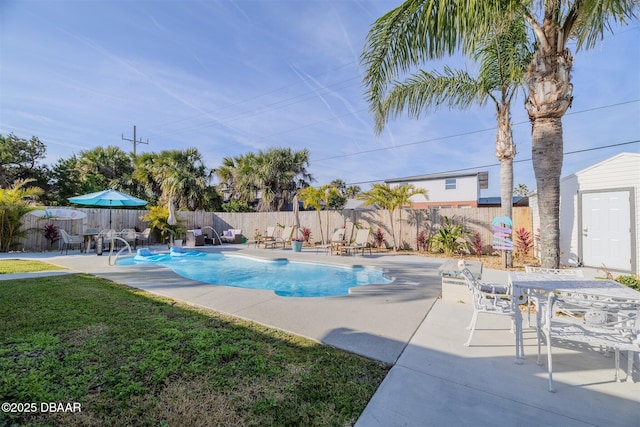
{"left": 344, "top": 140, "right": 640, "bottom": 186}
{"left": 314, "top": 100, "right": 640, "bottom": 162}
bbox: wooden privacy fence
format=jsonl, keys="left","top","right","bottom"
{"left": 16, "top": 206, "right": 531, "bottom": 253}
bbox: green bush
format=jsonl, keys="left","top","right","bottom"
{"left": 615, "top": 275, "right": 640, "bottom": 291}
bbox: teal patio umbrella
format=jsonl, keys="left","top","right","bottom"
{"left": 68, "top": 189, "right": 148, "bottom": 228}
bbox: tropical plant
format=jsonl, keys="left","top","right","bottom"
{"left": 514, "top": 227, "right": 533, "bottom": 259}
{"left": 471, "top": 231, "right": 483, "bottom": 257}
{"left": 300, "top": 226, "right": 312, "bottom": 244}
{"left": 415, "top": 229, "right": 429, "bottom": 252}
{"left": 134, "top": 148, "right": 214, "bottom": 211}
{"left": 358, "top": 183, "right": 426, "bottom": 250}
{"left": 42, "top": 223, "right": 59, "bottom": 249}
{"left": 216, "top": 148, "right": 313, "bottom": 212}
{"left": 513, "top": 183, "right": 529, "bottom": 197}
{"left": 297, "top": 186, "right": 326, "bottom": 244}
{"left": 373, "top": 228, "right": 385, "bottom": 249}
{"left": 76, "top": 145, "right": 135, "bottom": 194}
{"left": 615, "top": 275, "right": 640, "bottom": 291}
{"left": 360, "top": 0, "right": 638, "bottom": 268}
{"left": 140, "top": 205, "right": 186, "bottom": 244}
{"left": 0, "top": 178, "right": 44, "bottom": 252}
{"left": 430, "top": 216, "right": 469, "bottom": 257}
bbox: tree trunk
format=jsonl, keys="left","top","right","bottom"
{"left": 496, "top": 104, "right": 516, "bottom": 268}
{"left": 525, "top": 45, "right": 573, "bottom": 268}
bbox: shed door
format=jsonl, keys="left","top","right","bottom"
{"left": 581, "top": 191, "right": 631, "bottom": 271}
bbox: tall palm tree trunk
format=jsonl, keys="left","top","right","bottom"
{"left": 496, "top": 104, "right": 516, "bottom": 268}
{"left": 531, "top": 118, "right": 564, "bottom": 268}
{"left": 525, "top": 43, "right": 573, "bottom": 268}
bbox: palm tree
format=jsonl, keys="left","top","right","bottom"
{"left": 365, "top": 16, "right": 530, "bottom": 266}
{"left": 359, "top": 183, "right": 425, "bottom": 251}
{"left": 216, "top": 148, "right": 313, "bottom": 212}
{"left": 361, "top": 0, "right": 637, "bottom": 268}
{"left": 514, "top": 183, "right": 529, "bottom": 197}
{"left": 0, "top": 178, "right": 43, "bottom": 252}
{"left": 134, "top": 149, "right": 213, "bottom": 211}
{"left": 76, "top": 146, "right": 134, "bottom": 193}
{"left": 392, "top": 183, "right": 427, "bottom": 250}
{"left": 297, "top": 186, "right": 326, "bottom": 244}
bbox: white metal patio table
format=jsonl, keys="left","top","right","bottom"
{"left": 508, "top": 272, "right": 640, "bottom": 364}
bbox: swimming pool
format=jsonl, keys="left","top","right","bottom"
{"left": 117, "top": 251, "right": 392, "bottom": 297}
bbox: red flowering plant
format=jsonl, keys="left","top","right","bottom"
{"left": 43, "top": 223, "right": 59, "bottom": 249}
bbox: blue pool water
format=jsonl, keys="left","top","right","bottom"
{"left": 117, "top": 251, "right": 392, "bottom": 297}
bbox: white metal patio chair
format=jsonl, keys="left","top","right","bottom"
{"left": 460, "top": 268, "right": 519, "bottom": 354}
{"left": 539, "top": 293, "right": 640, "bottom": 392}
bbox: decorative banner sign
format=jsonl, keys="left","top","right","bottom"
{"left": 30, "top": 209, "right": 87, "bottom": 220}
{"left": 492, "top": 216, "right": 514, "bottom": 251}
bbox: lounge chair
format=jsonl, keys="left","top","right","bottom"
{"left": 316, "top": 228, "right": 346, "bottom": 255}
{"left": 339, "top": 229, "right": 371, "bottom": 255}
{"left": 257, "top": 226, "right": 277, "bottom": 248}
{"left": 264, "top": 226, "right": 295, "bottom": 249}
{"left": 59, "top": 229, "right": 83, "bottom": 254}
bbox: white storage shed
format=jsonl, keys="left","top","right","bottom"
{"left": 530, "top": 152, "right": 640, "bottom": 273}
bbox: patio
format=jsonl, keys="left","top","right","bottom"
{"left": 1, "top": 247, "right": 638, "bottom": 426}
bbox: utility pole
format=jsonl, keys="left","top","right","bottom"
{"left": 121, "top": 125, "right": 149, "bottom": 156}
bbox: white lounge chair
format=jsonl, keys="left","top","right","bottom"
{"left": 264, "top": 226, "right": 295, "bottom": 249}
{"left": 339, "top": 229, "right": 371, "bottom": 255}
{"left": 316, "top": 228, "right": 346, "bottom": 255}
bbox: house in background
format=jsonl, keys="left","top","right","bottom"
{"left": 530, "top": 152, "right": 640, "bottom": 273}
{"left": 385, "top": 171, "right": 489, "bottom": 209}
{"left": 477, "top": 196, "right": 529, "bottom": 207}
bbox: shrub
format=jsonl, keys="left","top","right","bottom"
{"left": 0, "top": 179, "right": 44, "bottom": 252}
{"left": 471, "top": 231, "right": 483, "bottom": 256}
{"left": 514, "top": 227, "right": 533, "bottom": 258}
{"left": 429, "top": 216, "right": 469, "bottom": 257}
{"left": 373, "top": 228, "right": 385, "bottom": 249}
{"left": 615, "top": 275, "right": 640, "bottom": 291}
{"left": 300, "top": 226, "right": 312, "bottom": 243}
{"left": 43, "top": 223, "right": 59, "bottom": 248}
{"left": 415, "top": 230, "right": 429, "bottom": 252}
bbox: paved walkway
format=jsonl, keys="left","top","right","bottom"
{"left": 1, "top": 247, "right": 638, "bottom": 426}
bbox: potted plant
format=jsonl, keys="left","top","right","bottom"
{"left": 291, "top": 237, "right": 304, "bottom": 252}
{"left": 140, "top": 205, "right": 185, "bottom": 247}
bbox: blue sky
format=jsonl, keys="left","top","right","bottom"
{"left": 1, "top": 0, "right": 639, "bottom": 197}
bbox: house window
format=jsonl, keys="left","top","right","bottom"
{"left": 445, "top": 178, "right": 456, "bottom": 190}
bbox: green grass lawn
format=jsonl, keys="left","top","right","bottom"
{"left": 0, "top": 259, "right": 65, "bottom": 274}
{"left": 0, "top": 274, "right": 389, "bottom": 426}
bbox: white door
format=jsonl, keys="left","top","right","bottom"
{"left": 581, "top": 191, "right": 631, "bottom": 271}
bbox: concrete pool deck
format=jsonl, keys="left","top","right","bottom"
{"left": 1, "top": 246, "right": 638, "bottom": 426}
